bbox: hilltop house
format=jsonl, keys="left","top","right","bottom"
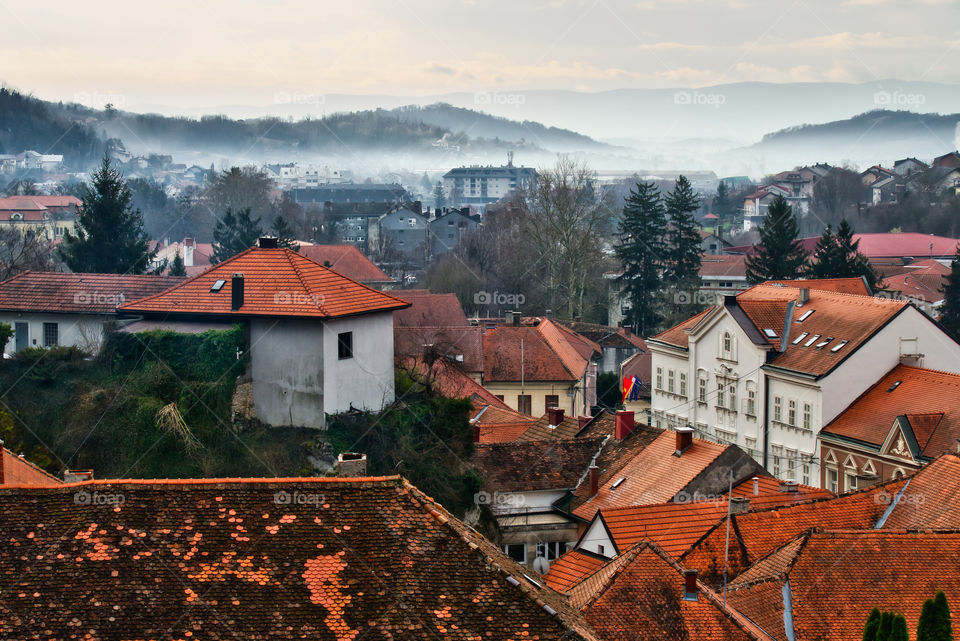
{"left": 0, "top": 272, "right": 185, "bottom": 356}
{"left": 119, "top": 238, "right": 410, "bottom": 429}
{"left": 647, "top": 280, "right": 960, "bottom": 487}
{"left": 0, "top": 195, "right": 81, "bottom": 240}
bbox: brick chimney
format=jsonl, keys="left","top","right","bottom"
{"left": 779, "top": 480, "right": 799, "bottom": 493}
{"left": 578, "top": 415, "right": 592, "bottom": 430}
{"left": 730, "top": 497, "right": 751, "bottom": 514}
{"left": 615, "top": 410, "right": 635, "bottom": 440}
{"left": 473, "top": 422, "right": 481, "bottom": 443}
{"left": 674, "top": 426, "right": 694, "bottom": 456}
{"left": 588, "top": 465, "right": 599, "bottom": 497}
{"left": 336, "top": 452, "right": 367, "bottom": 477}
{"left": 231, "top": 273, "right": 244, "bottom": 310}
{"left": 682, "top": 569, "right": 698, "bottom": 601}
{"left": 547, "top": 407, "right": 565, "bottom": 427}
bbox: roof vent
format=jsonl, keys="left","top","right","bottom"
{"left": 887, "top": 380, "right": 902, "bottom": 392}
{"left": 258, "top": 236, "right": 280, "bottom": 248}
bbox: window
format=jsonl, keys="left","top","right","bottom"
{"left": 494, "top": 395, "right": 504, "bottom": 402}
{"left": 679, "top": 373, "right": 687, "bottom": 397}
{"left": 597, "top": 544, "right": 605, "bottom": 556}
{"left": 716, "top": 382, "right": 725, "bottom": 408}
{"left": 774, "top": 396, "right": 782, "bottom": 422}
{"left": 656, "top": 367, "right": 663, "bottom": 391}
{"left": 698, "top": 376, "right": 707, "bottom": 403}
{"left": 788, "top": 400, "right": 796, "bottom": 426}
{"left": 846, "top": 473, "right": 858, "bottom": 492}
{"left": 827, "top": 468, "right": 839, "bottom": 493}
{"left": 728, "top": 383, "right": 737, "bottom": 411}
{"left": 536, "top": 541, "right": 563, "bottom": 561}
{"left": 747, "top": 389, "right": 756, "bottom": 416}
{"left": 504, "top": 544, "right": 526, "bottom": 563}
{"left": 786, "top": 449, "right": 797, "bottom": 479}
{"left": 518, "top": 395, "right": 532, "bottom": 416}
{"left": 667, "top": 370, "right": 675, "bottom": 394}
{"left": 210, "top": 279, "right": 226, "bottom": 292}
{"left": 545, "top": 395, "right": 559, "bottom": 412}
{"left": 745, "top": 437, "right": 757, "bottom": 454}
{"left": 802, "top": 464, "right": 811, "bottom": 486}
{"left": 337, "top": 331, "right": 353, "bottom": 360}
{"left": 42, "top": 322, "right": 58, "bottom": 348}
{"left": 723, "top": 332, "right": 732, "bottom": 354}
{"left": 773, "top": 455, "right": 781, "bottom": 477}
{"left": 803, "top": 403, "right": 811, "bottom": 430}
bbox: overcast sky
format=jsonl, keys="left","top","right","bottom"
{"left": 2, "top": 0, "right": 957, "bottom": 109}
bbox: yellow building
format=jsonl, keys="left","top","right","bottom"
{"left": 0, "top": 195, "right": 80, "bottom": 240}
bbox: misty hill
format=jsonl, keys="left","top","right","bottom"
{"left": 0, "top": 88, "right": 104, "bottom": 167}
{"left": 388, "top": 103, "right": 613, "bottom": 151}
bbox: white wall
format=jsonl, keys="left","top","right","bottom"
{"left": 0, "top": 312, "right": 110, "bottom": 356}
{"left": 322, "top": 312, "right": 396, "bottom": 414}
{"left": 577, "top": 516, "right": 614, "bottom": 558}
{"left": 250, "top": 318, "right": 326, "bottom": 429}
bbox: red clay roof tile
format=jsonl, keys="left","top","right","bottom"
{"left": 0, "top": 272, "right": 185, "bottom": 315}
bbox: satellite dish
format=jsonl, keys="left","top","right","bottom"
{"left": 532, "top": 556, "right": 550, "bottom": 575}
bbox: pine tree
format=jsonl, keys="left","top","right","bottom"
{"left": 891, "top": 615, "right": 909, "bottom": 641}
{"left": 940, "top": 249, "right": 960, "bottom": 340}
{"left": 807, "top": 225, "right": 841, "bottom": 279}
{"left": 271, "top": 215, "right": 300, "bottom": 251}
{"left": 212, "top": 206, "right": 263, "bottom": 263}
{"left": 865, "top": 609, "right": 883, "bottom": 641}
{"left": 713, "top": 180, "right": 732, "bottom": 222}
{"left": 664, "top": 175, "right": 703, "bottom": 293}
{"left": 877, "top": 611, "right": 895, "bottom": 641}
{"left": 745, "top": 194, "right": 807, "bottom": 284}
{"left": 433, "top": 182, "right": 446, "bottom": 210}
{"left": 834, "top": 219, "right": 882, "bottom": 290}
{"left": 57, "top": 156, "right": 161, "bottom": 274}
{"left": 168, "top": 251, "right": 187, "bottom": 277}
{"left": 919, "top": 591, "right": 955, "bottom": 641}
{"left": 616, "top": 182, "right": 667, "bottom": 336}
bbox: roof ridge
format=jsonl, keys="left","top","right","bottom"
{"left": 0, "top": 475, "right": 405, "bottom": 490}
{"left": 291, "top": 247, "right": 410, "bottom": 307}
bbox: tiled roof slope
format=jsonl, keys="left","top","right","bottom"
{"left": 680, "top": 479, "right": 906, "bottom": 587}
{"left": 0, "top": 448, "right": 61, "bottom": 486}
{"left": 650, "top": 308, "right": 712, "bottom": 349}
{"left": 882, "top": 454, "right": 960, "bottom": 529}
{"left": 392, "top": 289, "right": 469, "bottom": 327}
{"left": 0, "top": 476, "right": 599, "bottom": 641}
{"left": 882, "top": 260, "right": 950, "bottom": 302}
{"left": 120, "top": 246, "right": 410, "bottom": 319}
{"left": 471, "top": 403, "right": 536, "bottom": 444}
{"left": 578, "top": 542, "right": 774, "bottom": 641}
{"left": 298, "top": 244, "right": 393, "bottom": 284}
{"left": 762, "top": 277, "right": 870, "bottom": 295}
{"left": 822, "top": 365, "right": 960, "bottom": 458}
{"left": 700, "top": 254, "right": 747, "bottom": 278}
{"left": 544, "top": 549, "right": 606, "bottom": 593}
{"left": 472, "top": 438, "right": 605, "bottom": 493}
{"left": 481, "top": 320, "right": 591, "bottom": 382}
{"left": 517, "top": 412, "right": 584, "bottom": 441}
{"left": 395, "top": 326, "right": 484, "bottom": 373}
{"left": 727, "top": 530, "right": 960, "bottom": 641}
{"left": 398, "top": 356, "right": 508, "bottom": 410}
{"left": 729, "top": 475, "right": 833, "bottom": 507}
{"left": 0, "top": 272, "right": 185, "bottom": 314}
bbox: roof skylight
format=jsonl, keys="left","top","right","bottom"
{"left": 763, "top": 328, "right": 778, "bottom": 339}
{"left": 804, "top": 334, "right": 821, "bottom": 347}
{"left": 611, "top": 477, "right": 626, "bottom": 489}
{"left": 815, "top": 337, "right": 834, "bottom": 349}
{"left": 792, "top": 332, "right": 809, "bottom": 345}
{"left": 830, "top": 340, "right": 849, "bottom": 352}
{"left": 210, "top": 279, "right": 226, "bottom": 292}
{"left": 796, "top": 309, "right": 815, "bottom": 322}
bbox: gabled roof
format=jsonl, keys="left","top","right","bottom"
{"left": 700, "top": 254, "right": 747, "bottom": 278}
{"left": 544, "top": 549, "right": 607, "bottom": 593}
{"left": 762, "top": 277, "right": 870, "bottom": 295}
{"left": 394, "top": 325, "right": 484, "bottom": 373}
{"left": 822, "top": 365, "right": 960, "bottom": 459}
{"left": 481, "top": 321, "right": 590, "bottom": 383}
{"left": 120, "top": 246, "right": 410, "bottom": 319}
{"left": 472, "top": 404, "right": 537, "bottom": 444}
{"left": 0, "top": 448, "right": 61, "bottom": 486}
{"left": 649, "top": 308, "right": 712, "bottom": 349}
{"left": 391, "top": 289, "right": 469, "bottom": 327}
{"left": 727, "top": 529, "right": 960, "bottom": 641}
{"left": 0, "top": 476, "right": 599, "bottom": 641}
{"left": 0, "top": 272, "right": 186, "bottom": 315}
{"left": 517, "top": 411, "right": 584, "bottom": 441}
{"left": 472, "top": 438, "right": 605, "bottom": 493}
{"left": 297, "top": 244, "right": 393, "bottom": 284}
{"left": 881, "top": 260, "right": 950, "bottom": 303}
{"left": 881, "top": 454, "right": 960, "bottom": 529}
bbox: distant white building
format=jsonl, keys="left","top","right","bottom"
{"left": 264, "top": 163, "right": 347, "bottom": 190}
{"left": 443, "top": 155, "right": 536, "bottom": 210}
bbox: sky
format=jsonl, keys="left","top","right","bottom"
{"left": 1, "top": 0, "right": 958, "bottom": 110}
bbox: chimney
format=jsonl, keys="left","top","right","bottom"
{"left": 588, "top": 465, "right": 599, "bottom": 497}
{"left": 779, "top": 480, "right": 799, "bottom": 493}
{"left": 798, "top": 288, "right": 810, "bottom": 305}
{"left": 578, "top": 415, "right": 592, "bottom": 430}
{"left": 615, "top": 410, "right": 635, "bottom": 440}
{"left": 674, "top": 426, "right": 694, "bottom": 456}
{"left": 64, "top": 469, "right": 94, "bottom": 483}
{"left": 682, "top": 570, "right": 698, "bottom": 601}
{"left": 547, "top": 406, "right": 565, "bottom": 427}
{"left": 622, "top": 325, "right": 631, "bottom": 337}
{"left": 258, "top": 236, "right": 279, "bottom": 249}
{"left": 752, "top": 476, "right": 760, "bottom": 496}
{"left": 473, "top": 422, "right": 481, "bottom": 443}
{"left": 336, "top": 452, "right": 367, "bottom": 477}
{"left": 509, "top": 311, "right": 521, "bottom": 326}
{"left": 231, "top": 273, "right": 244, "bottom": 310}
{"left": 730, "top": 497, "right": 751, "bottom": 514}
{"left": 183, "top": 238, "right": 195, "bottom": 267}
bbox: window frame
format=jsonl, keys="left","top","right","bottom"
{"left": 337, "top": 331, "right": 354, "bottom": 360}
{"left": 42, "top": 322, "right": 58, "bottom": 348}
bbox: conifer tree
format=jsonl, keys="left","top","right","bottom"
{"left": 877, "top": 611, "right": 895, "bottom": 641}
{"left": 212, "top": 207, "right": 263, "bottom": 263}
{"left": 865, "top": 609, "right": 883, "bottom": 641}
{"left": 615, "top": 181, "right": 667, "bottom": 336}
{"left": 168, "top": 250, "right": 187, "bottom": 277}
{"left": 745, "top": 194, "right": 807, "bottom": 283}
{"left": 58, "top": 156, "right": 161, "bottom": 274}
{"left": 271, "top": 215, "right": 300, "bottom": 251}
{"left": 918, "top": 591, "right": 954, "bottom": 641}
{"left": 664, "top": 175, "right": 703, "bottom": 294}
{"left": 891, "top": 615, "right": 909, "bottom": 641}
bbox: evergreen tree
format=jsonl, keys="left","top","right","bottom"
{"left": 713, "top": 180, "right": 732, "bottom": 222}
{"left": 745, "top": 194, "right": 807, "bottom": 283}
{"left": 834, "top": 219, "right": 882, "bottom": 290}
{"left": 615, "top": 182, "right": 667, "bottom": 336}
{"left": 865, "top": 609, "right": 883, "bottom": 641}
{"left": 918, "top": 591, "right": 954, "bottom": 641}
{"left": 168, "top": 251, "right": 187, "bottom": 277}
{"left": 877, "top": 611, "right": 895, "bottom": 641}
{"left": 433, "top": 182, "right": 447, "bottom": 210}
{"left": 212, "top": 207, "right": 263, "bottom": 263}
{"left": 57, "top": 156, "right": 161, "bottom": 274}
{"left": 271, "top": 215, "right": 300, "bottom": 251}
{"left": 664, "top": 175, "right": 703, "bottom": 293}
{"left": 891, "top": 615, "right": 909, "bottom": 641}
{"left": 940, "top": 249, "right": 960, "bottom": 340}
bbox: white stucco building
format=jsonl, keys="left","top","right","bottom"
{"left": 647, "top": 280, "right": 960, "bottom": 487}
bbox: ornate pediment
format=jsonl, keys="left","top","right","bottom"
{"left": 881, "top": 418, "right": 916, "bottom": 462}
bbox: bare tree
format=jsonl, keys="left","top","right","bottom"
{"left": 0, "top": 228, "right": 56, "bottom": 281}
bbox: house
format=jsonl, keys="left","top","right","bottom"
{"left": 288, "top": 182, "right": 409, "bottom": 205}
{"left": 932, "top": 150, "right": 960, "bottom": 168}
{"left": 726, "top": 529, "right": 960, "bottom": 641}
{"left": 699, "top": 254, "right": 749, "bottom": 301}
{"left": 699, "top": 227, "right": 731, "bottom": 255}
{"left": 647, "top": 281, "right": 960, "bottom": 487}
{"left": 443, "top": 158, "right": 537, "bottom": 210}
{"left": 918, "top": 166, "right": 960, "bottom": 196}
{"left": 0, "top": 475, "right": 599, "bottom": 641}
{"left": 392, "top": 289, "right": 469, "bottom": 327}
{"left": 0, "top": 446, "right": 62, "bottom": 486}
{"left": 298, "top": 244, "right": 395, "bottom": 289}
{"left": 0, "top": 272, "right": 185, "bottom": 356}
{"left": 620, "top": 349, "right": 652, "bottom": 416}
{"left": 0, "top": 195, "right": 80, "bottom": 240}
{"left": 741, "top": 185, "right": 791, "bottom": 230}
{"left": 879, "top": 258, "right": 950, "bottom": 316}
{"left": 860, "top": 165, "right": 900, "bottom": 204}
{"left": 819, "top": 364, "right": 960, "bottom": 491}
{"left": 119, "top": 238, "right": 410, "bottom": 429}
{"left": 429, "top": 208, "right": 479, "bottom": 255}
{"left": 559, "top": 321, "right": 647, "bottom": 375}
{"left": 378, "top": 208, "right": 429, "bottom": 261}
{"left": 152, "top": 237, "right": 215, "bottom": 277}
{"left": 892, "top": 156, "right": 929, "bottom": 177}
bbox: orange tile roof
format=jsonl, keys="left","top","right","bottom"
{"left": 392, "top": 289, "right": 469, "bottom": 327}
{"left": 297, "top": 244, "right": 393, "bottom": 284}
{"left": 120, "top": 246, "right": 410, "bottom": 319}
{"left": 474, "top": 419, "right": 535, "bottom": 443}
{"left": 700, "top": 254, "right": 747, "bottom": 278}
{"left": 398, "top": 356, "right": 507, "bottom": 410}
{"left": 395, "top": 325, "right": 484, "bottom": 372}
{"left": 822, "top": 365, "right": 960, "bottom": 457}
{"left": 572, "top": 431, "right": 728, "bottom": 520}
{"left": 729, "top": 475, "right": 833, "bottom": 508}
{"left": 481, "top": 322, "right": 588, "bottom": 382}
{"left": 544, "top": 549, "right": 606, "bottom": 593}
{"left": 0, "top": 272, "right": 185, "bottom": 315}
{"left": 650, "top": 308, "right": 712, "bottom": 349}
{"left": 0, "top": 475, "right": 600, "bottom": 641}
{"left": 727, "top": 530, "right": 960, "bottom": 641}
{"left": 763, "top": 277, "right": 870, "bottom": 295}
{"left": 0, "top": 448, "right": 61, "bottom": 486}
{"left": 882, "top": 454, "right": 960, "bottom": 529}
{"left": 517, "top": 412, "right": 584, "bottom": 441}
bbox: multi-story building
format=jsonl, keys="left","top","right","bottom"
{"left": 443, "top": 156, "right": 536, "bottom": 210}
{"left": 647, "top": 280, "right": 960, "bottom": 487}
